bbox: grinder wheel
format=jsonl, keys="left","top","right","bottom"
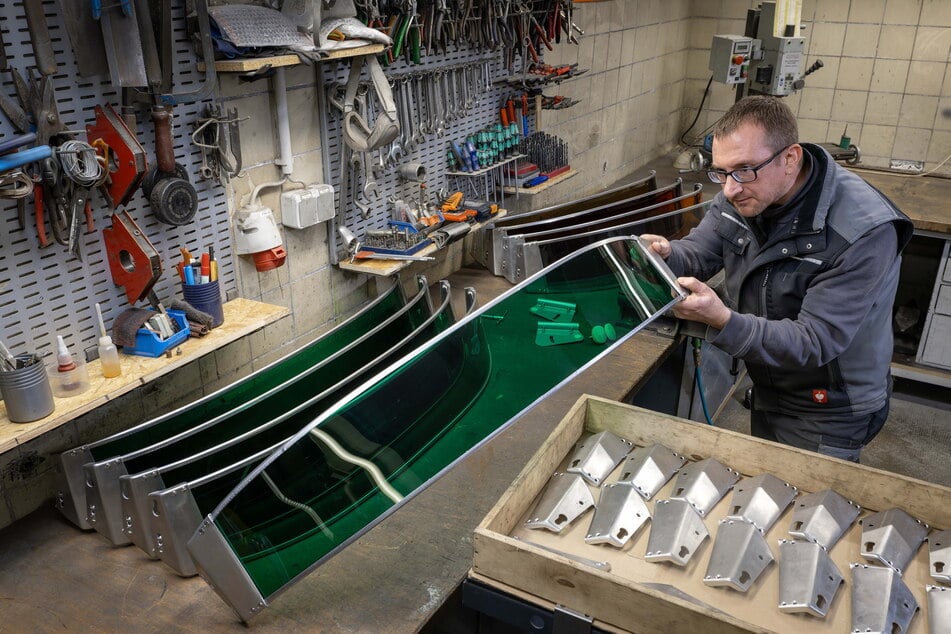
{"left": 141, "top": 162, "right": 190, "bottom": 199}
{"left": 150, "top": 177, "right": 198, "bottom": 226}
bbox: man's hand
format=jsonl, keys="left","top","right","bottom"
{"left": 673, "top": 277, "right": 732, "bottom": 330}
{"left": 640, "top": 234, "right": 671, "bottom": 259}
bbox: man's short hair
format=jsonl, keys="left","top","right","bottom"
{"left": 713, "top": 96, "right": 799, "bottom": 151}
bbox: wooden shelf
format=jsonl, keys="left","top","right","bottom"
{"left": 199, "top": 44, "right": 386, "bottom": 73}
{"left": 0, "top": 298, "right": 289, "bottom": 454}
{"left": 339, "top": 211, "right": 507, "bottom": 276}
{"left": 502, "top": 168, "right": 577, "bottom": 195}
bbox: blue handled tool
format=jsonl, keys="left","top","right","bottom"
{"left": 0, "top": 145, "right": 52, "bottom": 173}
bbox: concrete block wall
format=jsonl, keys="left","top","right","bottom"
{"left": 526, "top": 0, "right": 694, "bottom": 210}
{"left": 686, "top": 0, "right": 951, "bottom": 175}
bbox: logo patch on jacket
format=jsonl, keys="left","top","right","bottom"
{"left": 812, "top": 389, "right": 828, "bottom": 404}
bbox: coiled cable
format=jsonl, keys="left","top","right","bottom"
{"left": 56, "top": 140, "right": 107, "bottom": 188}
{"left": 0, "top": 171, "right": 34, "bottom": 199}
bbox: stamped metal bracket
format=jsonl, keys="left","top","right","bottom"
{"left": 566, "top": 431, "right": 632, "bottom": 486}
{"left": 859, "top": 507, "right": 929, "bottom": 574}
{"left": 928, "top": 528, "right": 951, "bottom": 583}
{"left": 616, "top": 443, "right": 685, "bottom": 500}
{"left": 669, "top": 457, "right": 740, "bottom": 517}
{"left": 702, "top": 518, "right": 774, "bottom": 592}
{"left": 644, "top": 498, "right": 709, "bottom": 566}
{"left": 777, "top": 539, "right": 843, "bottom": 617}
{"left": 788, "top": 489, "right": 861, "bottom": 549}
{"left": 850, "top": 563, "right": 919, "bottom": 633}
{"left": 525, "top": 473, "right": 595, "bottom": 533}
{"left": 927, "top": 585, "right": 950, "bottom": 634}
{"left": 726, "top": 473, "right": 797, "bottom": 533}
{"left": 585, "top": 483, "right": 651, "bottom": 547}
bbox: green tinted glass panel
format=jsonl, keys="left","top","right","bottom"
{"left": 190, "top": 237, "right": 683, "bottom": 611}
{"left": 121, "top": 291, "right": 433, "bottom": 476}
{"left": 163, "top": 298, "right": 458, "bottom": 503}
{"left": 90, "top": 286, "right": 407, "bottom": 460}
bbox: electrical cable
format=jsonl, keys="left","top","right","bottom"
{"left": 0, "top": 171, "right": 34, "bottom": 199}
{"left": 692, "top": 338, "right": 715, "bottom": 425}
{"left": 679, "top": 75, "right": 715, "bottom": 148}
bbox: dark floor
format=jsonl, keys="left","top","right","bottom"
{"left": 711, "top": 372, "right": 951, "bottom": 487}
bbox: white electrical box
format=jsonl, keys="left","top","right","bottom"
{"left": 709, "top": 34, "right": 753, "bottom": 84}
{"left": 281, "top": 184, "right": 335, "bottom": 229}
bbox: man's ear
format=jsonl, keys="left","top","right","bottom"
{"left": 786, "top": 144, "right": 803, "bottom": 167}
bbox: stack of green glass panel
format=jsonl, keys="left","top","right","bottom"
{"left": 187, "top": 237, "right": 686, "bottom": 621}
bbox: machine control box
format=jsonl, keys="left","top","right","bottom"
{"left": 709, "top": 35, "right": 753, "bottom": 84}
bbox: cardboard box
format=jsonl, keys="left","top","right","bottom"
{"left": 472, "top": 395, "right": 948, "bottom": 633}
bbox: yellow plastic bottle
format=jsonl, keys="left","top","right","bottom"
{"left": 95, "top": 303, "right": 122, "bottom": 378}
{"left": 98, "top": 335, "right": 122, "bottom": 378}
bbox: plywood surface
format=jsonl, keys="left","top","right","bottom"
{"left": 855, "top": 170, "right": 951, "bottom": 235}
{"left": 0, "top": 299, "right": 289, "bottom": 454}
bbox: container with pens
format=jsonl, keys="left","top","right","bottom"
{"left": 179, "top": 247, "right": 224, "bottom": 328}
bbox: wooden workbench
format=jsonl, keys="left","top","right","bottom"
{"left": 856, "top": 169, "right": 951, "bottom": 235}
{"left": 0, "top": 267, "right": 680, "bottom": 632}
{"left": 0, "top": 299, "right": 289, "bottom": 455}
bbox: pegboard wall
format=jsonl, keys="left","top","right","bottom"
{"left": 0, "top": 0, "right": 553, "bottom": 361}
{"left": 0, "top": 0, "right": 234, "bottom": 364}
{"left": 320, "top": 45, "right": 536, "bottom": 263}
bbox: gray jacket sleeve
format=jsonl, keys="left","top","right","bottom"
{"left": 665, "top": 202, "right": 727, "bottom": 282}
{"left": 708, "top": 223, "right": 899, "bottom": 368}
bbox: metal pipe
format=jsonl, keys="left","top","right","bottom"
{"left": 274, "top": 67, "right": 294, "bottom": 177}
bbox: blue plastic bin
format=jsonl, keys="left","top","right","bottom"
{"left": 122, "top": 310, "right": 189, "bottom": 357}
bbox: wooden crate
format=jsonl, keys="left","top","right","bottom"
{"left": 472, "top": 395, "right": 949, "bottom": 633}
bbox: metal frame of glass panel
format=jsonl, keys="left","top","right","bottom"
{"left": 187, "top": 236, "right": 686, "bottom": 621}
{"left": 491, "top": 178, "right": 673, "bottom": 277}
{"left": 132, "top": 282, "right": 470, "bottom": 575}
{"left": 57, "top": 283, "right": 410, "bottom": 531}
{"left": 504, "top": 186, "right": 703, "bottom": 283}
{"left": 513, "top": 198, "right": 710, "bottom": 284}
{"left": 497, "top": 179, "right": 683, "bottom": 246}
{"left": 83, "top": 280, "right": 434, "bottom": 546}
{"left": 473, "top": 171, "right": 658, "bottom": 273}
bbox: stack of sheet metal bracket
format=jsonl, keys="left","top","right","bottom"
{"left": 470, "top": 170, "right": 710, "bottom": 283}
{"left": 519, "top": 430, "right": 950, "bottom": 632}
{"left": 54, "top": 236, "right": 687, "bottom": 621}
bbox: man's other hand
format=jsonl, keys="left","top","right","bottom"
{"left": 640, "top": 234, "right": 671, "bottom": 259}
{"left": 673, "top": 277, "right": 732, "bottom": 330}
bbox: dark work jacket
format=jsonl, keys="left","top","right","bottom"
{"left": 667, "top": 144, "right": 914, "bottom": 421}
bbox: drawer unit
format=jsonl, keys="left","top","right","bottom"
{"left": 916, "top": 240, "right": 951, "bottom": 370}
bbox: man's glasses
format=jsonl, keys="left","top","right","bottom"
{"left": 707, "top": 145, "right": 789, "bottom": 184}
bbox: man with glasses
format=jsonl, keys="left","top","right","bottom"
{"left": 642, "top": 96, "right": 913, "bottom": 462}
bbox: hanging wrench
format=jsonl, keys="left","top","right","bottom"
{"left": 400, "top": 76, "right": 417, "bottom": 153}
{"left": 415, "top": 74, "right": 431, "bottom": 137}
{"left": 433, "top": 71, "right": 446, "bottom": 136}
{"left": 350, "top": 151, "right": 371, "bottom": 218}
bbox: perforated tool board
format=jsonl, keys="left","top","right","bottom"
{"left": 0, "top": 0, "right": 235, "bottom": 363}
{"left": 0, "top": 0, "right": 545, "bottom": 362}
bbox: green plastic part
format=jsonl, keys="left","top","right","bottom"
{"left": 591, "top": 325, "right": 606, "bottom": 344}
{"left": 535, "top": 322, "right": 584, "bottom": 347}
{"left": 604, "top": 323, "right": 617, "bottom": 341}
{"left": 529, "top": 298, "right": 577, "bottom": 322}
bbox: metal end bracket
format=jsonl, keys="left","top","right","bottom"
{"left": 777, "top": 539, "right": 843, "bottom": 617}
{"left": 615, "top": 443, "right": 686, "bottom": 501}
{"left": 525, "top": 473, "right": 595, "bottom": 533}
{"left": 585, "top": 483, "right": 651, "bottom": 548}
{"left": 566, "top": 430, "right": 633, "bottom": 486}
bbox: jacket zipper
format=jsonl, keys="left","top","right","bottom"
{"left": 760, "top": 265, "right": 772, "bottom": 318}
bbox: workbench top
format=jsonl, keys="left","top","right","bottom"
{"left": 0, "top": 298, "right": 289, "bottom": 455}
{"left": 850, "top": 169, "right": 951, "bottom": 235}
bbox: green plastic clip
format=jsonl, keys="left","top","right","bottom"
{"left": 530, "top": 299, "right": 577, "bottom": 322}
{"left": 536, "top": 322, "right": 584, "bottom": 347}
